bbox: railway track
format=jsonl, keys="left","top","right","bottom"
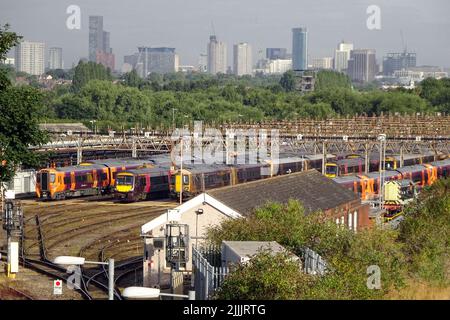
{"left": 8, "top": 198, "right": 170, "bottom": 300}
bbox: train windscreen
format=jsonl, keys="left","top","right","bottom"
{"left": 116, "top": 175, "right": 134, "bottom": 186}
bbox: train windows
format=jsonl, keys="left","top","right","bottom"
{"left": 75, "top": 174, "right": 87, "bottom": 183}
{"left": 50, "top": 174, "right": 56, "bottom": 183}
{"left": 117, "top": 175, "right": 133, "bottom": 185}
{"left": 183, "top": 175, "right": 189, "bottom": 184}
{"left": 170, "top": 175, "right": 175, "bottom": 185}
{"left": 86, "top": 173, "right": 93, "bottom": 183}
{"left": 385, "top": 160, "right": 395, "bottom": 170}
{"left": 140, "top": 177, "right": 146, "bottom": 187}
{"left": 326, "top": 165, "right": 338, "bottom": 176}
{"left": 98, "top": 171, "right": 107, "bottom": 182}
{"left": 64, "top": 176, "right": 71, "bottom": 185}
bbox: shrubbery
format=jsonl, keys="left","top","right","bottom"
{"left": 208, "top": 180, "right": 450, "bottom": 299}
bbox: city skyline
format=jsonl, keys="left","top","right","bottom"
{"left": 1, "top": 0, "right": 449, "bottom": 70}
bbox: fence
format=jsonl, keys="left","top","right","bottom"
{"left": 300, "top": 247, "right": 328, "bottom": 275}
{"left": 192, "top": 245, "right": 327, "bottom": 300}
{"left": 192, "top": 246, "right": 228, "bottom": 300}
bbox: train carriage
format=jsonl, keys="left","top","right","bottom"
{"left": 429, "top": 159, "right": 450, "bottom": 179}
{"left": 36, "top": 159, "right": 152, "bottom": 200}
{"left": 114, "top": 166, "right": 170, "bottom": 201}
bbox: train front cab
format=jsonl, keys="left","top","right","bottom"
{"left": 170, "top": 169, "right": 191, "bottom": 199}
{"left": 36, "top": 169, "right": 63, "bottom": 199}
{"left": 115, "top": 172, "right": 135, "bottom": 200}
{"left": 325, "top": 163, "right": 338, "bottom": 178}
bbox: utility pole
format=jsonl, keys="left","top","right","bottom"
{"left": 378, "top": 134, "right": 386, "bottom": 210}
{"left": 179, "top": 138, "right": 183, "bottom": 205}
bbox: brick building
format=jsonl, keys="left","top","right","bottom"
{"left": 141, "top": 169, "right": 370, "bottom": 287}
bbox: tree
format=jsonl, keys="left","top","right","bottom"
{"left": 72, "top": 60, "right": 112, "bottom": 92}
{"left": 0, "top": 86, "right": 48, "bottom": 183}
{"left": 122, "top": 69, "right": 141, "bottom": 88}
{"left": 279, "top": 71, "right": 296, "bottom": 92}
{"left": 399, "top": 178, "right": 450, "bottom": 285}
{"left": 315, "top": 70, "right": 352, "bottom": 91}
{"left": 207, "top": 200, "right": 406, "bottom": 299}
{"left": 0, "top": 25, "right": 47, "bottom": 185}
{"left": 214, "top": 251, "right": 311, "bottom": 300}
{"left": 0, "top": 24, "right": 21, "bottom": 90}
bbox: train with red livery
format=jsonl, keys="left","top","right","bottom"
{"left": 114, "top": 166, "right": 171, "bottom": 201}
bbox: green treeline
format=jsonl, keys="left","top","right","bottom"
{"left": 34, "top": 61, "right": 450, "bottom": 132}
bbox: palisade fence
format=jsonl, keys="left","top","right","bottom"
{"left": 192, "top": 245, "right": 328, "bottom": 300}
{"left": 299, "top": 247, "right": 328, "bottom": 276}
{"left": 192, "top": 245, "right": 228, "bottom": 300}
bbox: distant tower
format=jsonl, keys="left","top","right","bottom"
{"left": 334, "top": 41, "right": 354, "bottom": 72}
{"left": 292, "top": 27, "right": 308, "bottom": 71}
{"left": 48, "top": 47, "right": 63, "bottom": 70}
{"left": 89, "top": 16, "right": 103, "bottom": 62}
{"left": 347, "top": 49, "right": 377, "bottom": 83}
{"left": 15, "top": 40, "right": 45, "bottom": 75}
{"left": 233, "top": 43, "right": 252, "bottom": 76}
{"left": 89, "top": 16, "right": 114, "bottom": 70}
{"left": 207, "top": 35, "right": 227, "bottom": 74}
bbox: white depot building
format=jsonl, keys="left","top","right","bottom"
{"left": 15, "top": 40, "right": 45, "bottom": 75}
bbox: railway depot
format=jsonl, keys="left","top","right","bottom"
{"left": 1, "top": 117, "right": 449, "bottom": 300}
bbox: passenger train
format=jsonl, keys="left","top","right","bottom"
{"left": 36, "top": 153, "right": 449, "bottom": 202}
{"left": 36, "top": 159, "right": 153, "bottom": 200}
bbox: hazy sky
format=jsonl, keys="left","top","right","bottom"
{"left": 1, "top": 0, "right": 449, "bottom": 70}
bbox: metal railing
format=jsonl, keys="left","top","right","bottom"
{"left": 192, "top": 246, "right": 228, "bottom": 300}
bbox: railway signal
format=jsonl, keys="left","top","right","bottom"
{"left": 1, "top": 191, "right": 23, "bottom": 278}
{"left": 53, "top": 279, "right": 63, "bottom": 295}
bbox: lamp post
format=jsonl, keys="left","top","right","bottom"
{"left": 89, "top": 120, "right": 97, "bottom": 135}
{"left": 377, "top": 134, "right": 387, "bottom": 211}
{"left": 195, "top": 208, "right": 204, "bottom": 248}
{"left": 54, "top": 255, "right": 115, "bottom": 300}
{"left": 122, "top": 286, "right": 195, "bottom": 300}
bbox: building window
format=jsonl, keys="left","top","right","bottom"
{"left": 353, "top": 211, "right": 358, "bottom": 232}
{"left": 340, "top": 216, "right": 345, "bottom": 227}
{"left": 335, "top": 218, "right": 340, "bottom": 225}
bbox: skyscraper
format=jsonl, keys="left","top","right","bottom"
{"left": 89, "top": 16, "right": 103, "bottom": 62}
{"left": 198, "top": 54, "right": 208, "bottom": 73}
{"left": 292, "top": 27, "right": 308, "bottom": 71}
{"left": 48, "top": 47, "right": 63, "bottom": 70}
{"left": 89, "top": 16, "right": 115, "bottom": 70}
{"left": 347, "top": 49, "right": 377, "bottom": 83}
{"left": 266, "top": 48, "right": 287, "bottom": 60}
{"left": 233, "top": 43, "right": 252, "bottom": 76}
{"left": 382, "top": 52, "right": 416, "bottom": 76}
{"left": 128, "top": 47, "right": 178, "bottom": 77}
{"left": 15, "top": 40, "right": 45, "bottom": 75}
{"left": 334, "top": 41, "right": 354, "bottom": 72}
{"left": 207, "top": 36, "right": 227, "bottom": 75}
